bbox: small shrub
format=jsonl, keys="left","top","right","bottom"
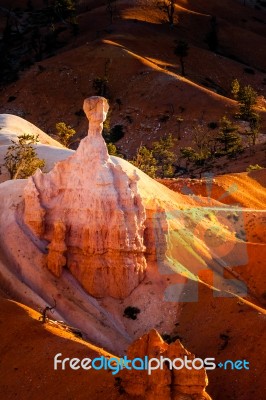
{"left": 246, "top": 164, "right": 263, "bottom": 172}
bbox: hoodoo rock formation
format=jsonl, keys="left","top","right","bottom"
{"left": 120, "top": 329, "right": 212, "bottom": 400}
{"left": 23, "top": 97, "right": 147, "bottom": 298}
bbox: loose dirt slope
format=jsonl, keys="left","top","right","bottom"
{"left": 0, "top": 296, "right": 125, "bottom": 400}
{"left": 0, "top": 0, "right": 265, "bottom": 171}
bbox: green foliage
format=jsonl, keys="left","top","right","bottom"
{"left": 3, "top": 134, "right": 45, "bottom": 180}
{"left": 246, "top": 164, "right": 263, "bottom": 172}
{"left": 180, "top": 147, "right": 196, "bottom": 162}
{"left": 102, "top": 115, "right": 124, "bottom": 157}
{"left": 55, "top": 122, "right": 76, "bottom": 147}
{"left": 152, "top": 134, "right": 177, "bottom": 177}
{"left": 131, "top": 134, "right": 176, "bottom": 178}
{"left": 238, "top": 85, "right": 258, "bottom": 120}
{"left": 231, "top": 78, "right": 240, "bottom": 100}
{"left": 231, "top": 79, "right": 258, "bottom": 120}
{"left": 107, "top": 142, "right": 123, "bottom": 158}
{"left": 231, "top": 79, "right": 260, "bottom": 147}
{"left": 131, "top": 146, "right": 158, "bottom": 178}
{"left": 215, "top": 116, "right": 242, "bottom": 157}
{"left": 101, "top": 111, "right": 123, "bottom": 157}
{"left": 246, "top": 113, "right": 260, "bottom": 146}
{"left": 180, "top": 125, "right": 213, "bottom": 173}
{"left": 0, "top": 1, "right": 79, "bottom": 85}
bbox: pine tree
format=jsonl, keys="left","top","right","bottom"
{"left": 4, "top": 134, "right": 45, "bottom": 179}
{"left": 152, "top": 134, "right": 177, "bottom": 177}
{"left": 216, "top": 116, "right": 242, "bottom": 157}
{"left": 131, "top": 146, "right": 158, "bottom": 178}
{"left": 231, "top": 78, "right": 240, "bottom": 100}
{"left": 246, "top": 113, "right": 260, "bottom": 147}
{"left": 238, "top": 85, "right": 258, "bottom": 120}
{"left": 55, "top": 122, "right": 76, "bottom": 147}
{"left": 231, "top": 79, "right": 258, "bottom": 120}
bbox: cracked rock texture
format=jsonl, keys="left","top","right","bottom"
{"left": 120, "top": 329, "right": 212, "bottom": 400}
{"left": 23, "top": 97, "right": 147, "bottom": 298}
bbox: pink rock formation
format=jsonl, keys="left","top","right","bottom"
{"left": 120, "top": 329, "right": 212, "bottom": 400}
{"left": 23, "top": 97, "right": 147, "bottom": 298}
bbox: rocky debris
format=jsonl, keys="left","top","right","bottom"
{"left": 23, "top": 97, "right": 148, "bottom": 299}
{"left": 120, "top": 329, "right": 212, "bottom": 400}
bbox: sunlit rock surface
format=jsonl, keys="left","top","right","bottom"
{"left": 120, "top": 329, "right": 212, "bottom": 400}
{"left": 23, "top": 97, "right": 147, "bottom": 298}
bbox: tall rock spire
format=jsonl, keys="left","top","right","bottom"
{"left": 23, "top": 97, "right": 147, "bottom": 298}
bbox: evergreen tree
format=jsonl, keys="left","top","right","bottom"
{"left": 231, "top": 78, "right": 240, "bottom": 100}
{"left": 180, "top": 125, "right": 212, "bottom": 177}
{"left": 55, "top": 122, "right": 76, "bottom": 147}
{"left": 216, "top": 116, "right": 242, "bottom": 157}
{"left": 131, "top": 146, "right": 158, "bottom": 178}
{"left": 238, "top": 85, "right": 258, "bottom": 120}
{"left": 246, "top": 113, "right": 260, "bottom": 147}
{"left": 3, "top": 134, "right": 45, "bottom": 179}
{"left": 152, "top": 134, "right": 177, "bottom": 177}
{"left": 231, "top": 79, "right": 258, "bottom": 120}
{"left": 180, "top": 147, "right": 196, "bottom": 168}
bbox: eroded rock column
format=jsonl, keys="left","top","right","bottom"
{"left": 23, "top": 96, "right": 147, "bottom": 298}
